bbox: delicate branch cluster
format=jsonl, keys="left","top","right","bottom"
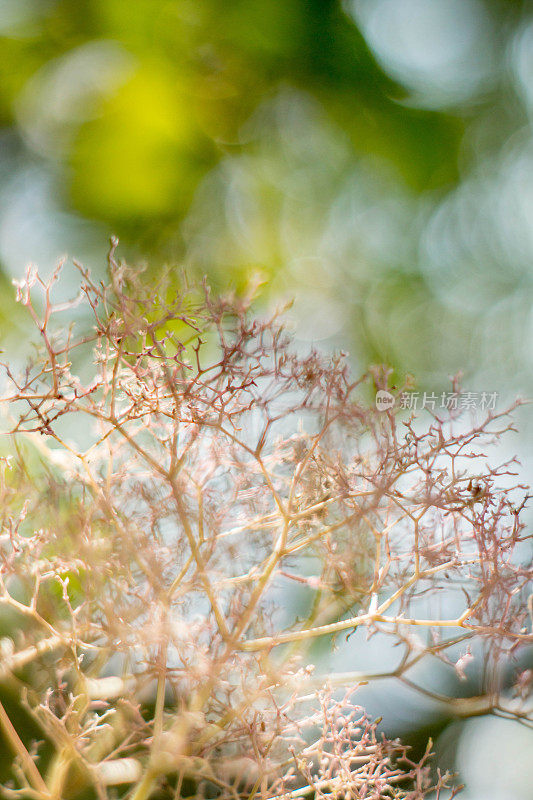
{"left": 0, "top": 248, "right": 531, "bottom": 799}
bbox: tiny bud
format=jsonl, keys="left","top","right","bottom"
{"left": 455, "top": 652, "right": 474, "bottom": 681}
{"left": 0, "top": 637, "right": 14, "bottom": 658}
{"left": 95, "top": 758, "right": 142, "bottom": 785}
{"left": 86, "top": 676, "right": 134, "bottom": 701}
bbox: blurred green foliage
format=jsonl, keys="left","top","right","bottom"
{"left": 4, "top": 0, "right": 524, "bottom": 384}
{"left": 0, "top": 0, "right": 463, "bottom": 226}
{"left": 2, "top": 0, "right": 533, "bottom": 395}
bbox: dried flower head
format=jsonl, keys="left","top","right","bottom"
{"left": 0, "top": 248, "right": 530, "bottom": 799}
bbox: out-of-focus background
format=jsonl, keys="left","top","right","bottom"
{"left": 0, "top": 0, "right": 532, "bottom": 795}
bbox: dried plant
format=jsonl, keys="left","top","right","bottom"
{"left": 0, "top": 244, "right": 531, "bottom": 799}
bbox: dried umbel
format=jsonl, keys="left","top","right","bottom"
{"left": 0, "top": 247, "right": 531, "bottom": 799}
